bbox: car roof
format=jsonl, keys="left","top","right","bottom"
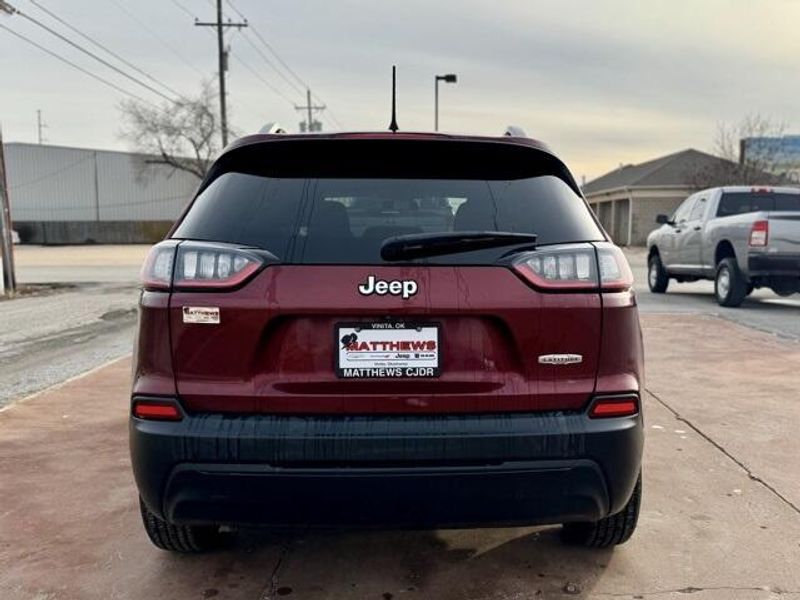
{"left": 223, "top": 131, "right": 555, "bottom": 157}
{"left": 700, "top": 185, "right": 800, "bottom": 194}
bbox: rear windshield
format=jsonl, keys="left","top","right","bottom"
{"left": 172, "top": 173, "right": 603, "bottom": 265}
{"left": 717, "top": 192, "right": 800, "bottom": 217}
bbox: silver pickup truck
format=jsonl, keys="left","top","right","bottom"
{"left": 646, "top": 186, "right": 800, "bottom": 306}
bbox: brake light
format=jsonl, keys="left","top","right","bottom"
{"left": 132, "top": 400, "right": 182, "bottom": 421}
{"left": 589, "top": 395, "right": 639, "bottom": 418}
{"left": 140, "top": 241, "right": 264, "bottom": 291}
{"left": 749, "top": 220, "right": 768, "bottom": 247}
{"left": 512, "top": 243, "right": 633, "bottom": 292}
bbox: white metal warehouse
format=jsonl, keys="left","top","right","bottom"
{"left": 5, "top": 142, "right": 200, "bottom": 243}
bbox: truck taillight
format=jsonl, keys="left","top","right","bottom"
{"left": 749, "top": 220, "right": 769, "bottom": 247}
{"left": 140, "top": 241, "right": 264, "bottom": 291}
{"left": 512, "top": 243, "right": 634, "bottom": 292}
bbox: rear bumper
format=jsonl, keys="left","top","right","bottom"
{"left": 130, "top": 401, "right": 643, "bottom": 528}
{"left": 748, "top": 253, "right": 800, "bottom": 277}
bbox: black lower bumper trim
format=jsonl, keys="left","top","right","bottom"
{"left": 164, "top": 460, "right": 609, "bottom": 528}
{"left": 131, "top": 409, "right": 643, "bottom": 528}
{"left": 748, "top": 254, "right": 800, "bottom": 277}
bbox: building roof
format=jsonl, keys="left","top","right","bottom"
{"left": 582, "top": 148, "right": 738, "bottom": 195}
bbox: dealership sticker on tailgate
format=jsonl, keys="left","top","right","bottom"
{"left": 336, "top": 322, "right": 440, "bottom": 378}
{"left": 182, "top": 306, "right": 220, "bottom": 324}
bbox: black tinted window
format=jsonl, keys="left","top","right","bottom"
{"left": 775, "top": 194, "right": 800, "bottom": 211}
{"left": 717, "top": 192, "right": 800, "bottom": 216}
{"left": 174, "top": 173, "right": 602, "bottom": 265}
{"left": 172, "top": 174, "right": 305, "bottom": 259}
{"left": 300, "top": 176, "right": 601, "bottom": 264}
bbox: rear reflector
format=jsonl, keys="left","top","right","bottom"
{"left": 749, "top": 220, "right": 769, "bottom": 247}
{"left": 589, "top": 396, "right": 639, "bottom": 418}
{"left": 133, "top": 401, "right": 182, "bottom": 421}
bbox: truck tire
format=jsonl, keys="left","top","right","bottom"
{"left": 561, "top": 473, "right": 641, "bottom": 548}
{"left": 139, "top": 497, "right": 227, "bottom": 553}
{"left": 647, "top": 254, "right": 669, "bottom": 293}
{"left": 715, "top": 258, "right": 747, "bottom": 307}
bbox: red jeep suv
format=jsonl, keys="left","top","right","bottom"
{"left": 131, "top": 130, "right": 643, "bottom": 552}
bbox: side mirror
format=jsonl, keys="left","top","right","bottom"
{"left": 656, "top": 214, "right": 670, "bottom": 225}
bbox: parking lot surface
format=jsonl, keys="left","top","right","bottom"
{"left": 2, "top": 313, "right": 799, "bottom": 600}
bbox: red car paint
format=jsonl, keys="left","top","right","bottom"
{"left": 133, "top": 133, "right": 642, "bottom": 416}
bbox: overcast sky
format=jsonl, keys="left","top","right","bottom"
{"left": 1, "top": 0, "right": 799, "bottom": 181}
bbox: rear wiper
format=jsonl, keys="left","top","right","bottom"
{"left": 380, "top": 231, "right": 537, "bottom": 261}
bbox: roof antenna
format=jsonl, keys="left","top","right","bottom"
{"left": 388, "top": 65, "right": 399, "bottom": 132}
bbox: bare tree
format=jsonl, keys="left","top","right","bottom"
{"left": 690, "top": 114, "right": 791, "bottom": 189}
{"left": 119, "top": 81, "right": 221, "bottom": 180}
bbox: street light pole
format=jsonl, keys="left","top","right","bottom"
{"left": 434, "top": 73, "right": 457, "bottom": 132}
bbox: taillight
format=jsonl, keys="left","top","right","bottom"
{"left": 132, "top": 399, "right": 183, "bottom": 421}
{"left": 749, "top": 220, "right": 769, "bottom": 247}
{"left": 595, "top": 244, "right": 635, "bottom": 292}
{"left": 589, "top": 395, "right": 639, "bottom": 418}
{"left": 140, "top": 241, "right": 178, "bottom": 291}
{"left": 140, "top": 241, "right": 264, "bottom": 291}
{"left": 512, "top": 243, "right": 634, "bottom": 292}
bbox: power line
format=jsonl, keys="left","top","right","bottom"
{"left": 26, "top": 0, "right": 186, "bottom": 100}
{"left": 168, "top": 0, "right": 196, "bottom": 20}
{"left": 229, "top": 50, "right": 297, "bottom": 107}
{"left": 166, "top": 4, "right": 278, "bottom": 127}
{"left": 107, "top": 0, "right": 205, "bottom": 78}
{"left": 224, "top": 0, "right": 246, "bottom": 21}
{"left": 238, "top": 29, "right": 305, "bottom": 97}
{"left": 225, "top": 0, "right": 343, "bottom": 130}
{"left": 4, "top": 2, "right": 177, "bottom": 103}
{"left": 0, "top": 23, "right": 155, "bottom": 106}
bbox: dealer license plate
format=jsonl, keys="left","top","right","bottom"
{"left": 336, "top": 322, "right": 440, "bottom": 378}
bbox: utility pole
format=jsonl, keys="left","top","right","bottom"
{"left": 295, "top": 89, "right": 325, "bottom": 132}
{"left": 0, "top": 127, "right": 17, "bottom": 296}
{"left": 195, "top": 0, "right": 247, "bottom": 147}
{"left": 36, "top": 109, "right": 47, "bottom": 144}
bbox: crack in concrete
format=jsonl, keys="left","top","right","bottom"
{"left": 259, "top": 540, "right": 291, "bottom": 600}
{"left": 646, "top": 388, "right": 800, "bottom": 517}
{"left": 594, "top": 584, "right": 800, "bottom": 597}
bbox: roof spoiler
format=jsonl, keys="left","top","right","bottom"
{"left": 504, "top": 125, "right": 528, "bottom": 138}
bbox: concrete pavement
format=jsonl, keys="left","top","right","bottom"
{"left": 0, "top": 245, "right": 144, "bottom": 407}
{"left": 625, "top": 247, "right": 800, "bottom": 340}
{"left": 1, "top": 315, "right": 799, "bottom": 600}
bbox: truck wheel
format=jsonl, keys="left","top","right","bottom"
{"left": 561, "top": 473, "right": 641, "bottom": 548}
{"left": 647, "top": 254, "right": 669, "bottom": 293}
{"left": 715, "top": 258, "right": 747, "bottom": 307}
{"left": 139, "top": 497, "right": 227, "bottom": 553}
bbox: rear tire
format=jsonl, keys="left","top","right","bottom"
{"left": 561, "top": 473, "right": 641, "bottom": 548}
{"left": 647, "top": 254, "right": 669, "bottom": 293}
{"left": 714, "top": 258, "right": 747, "bottom": 307}
{"left": 139, "top": 497, "right": 227, "bottom": 553}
